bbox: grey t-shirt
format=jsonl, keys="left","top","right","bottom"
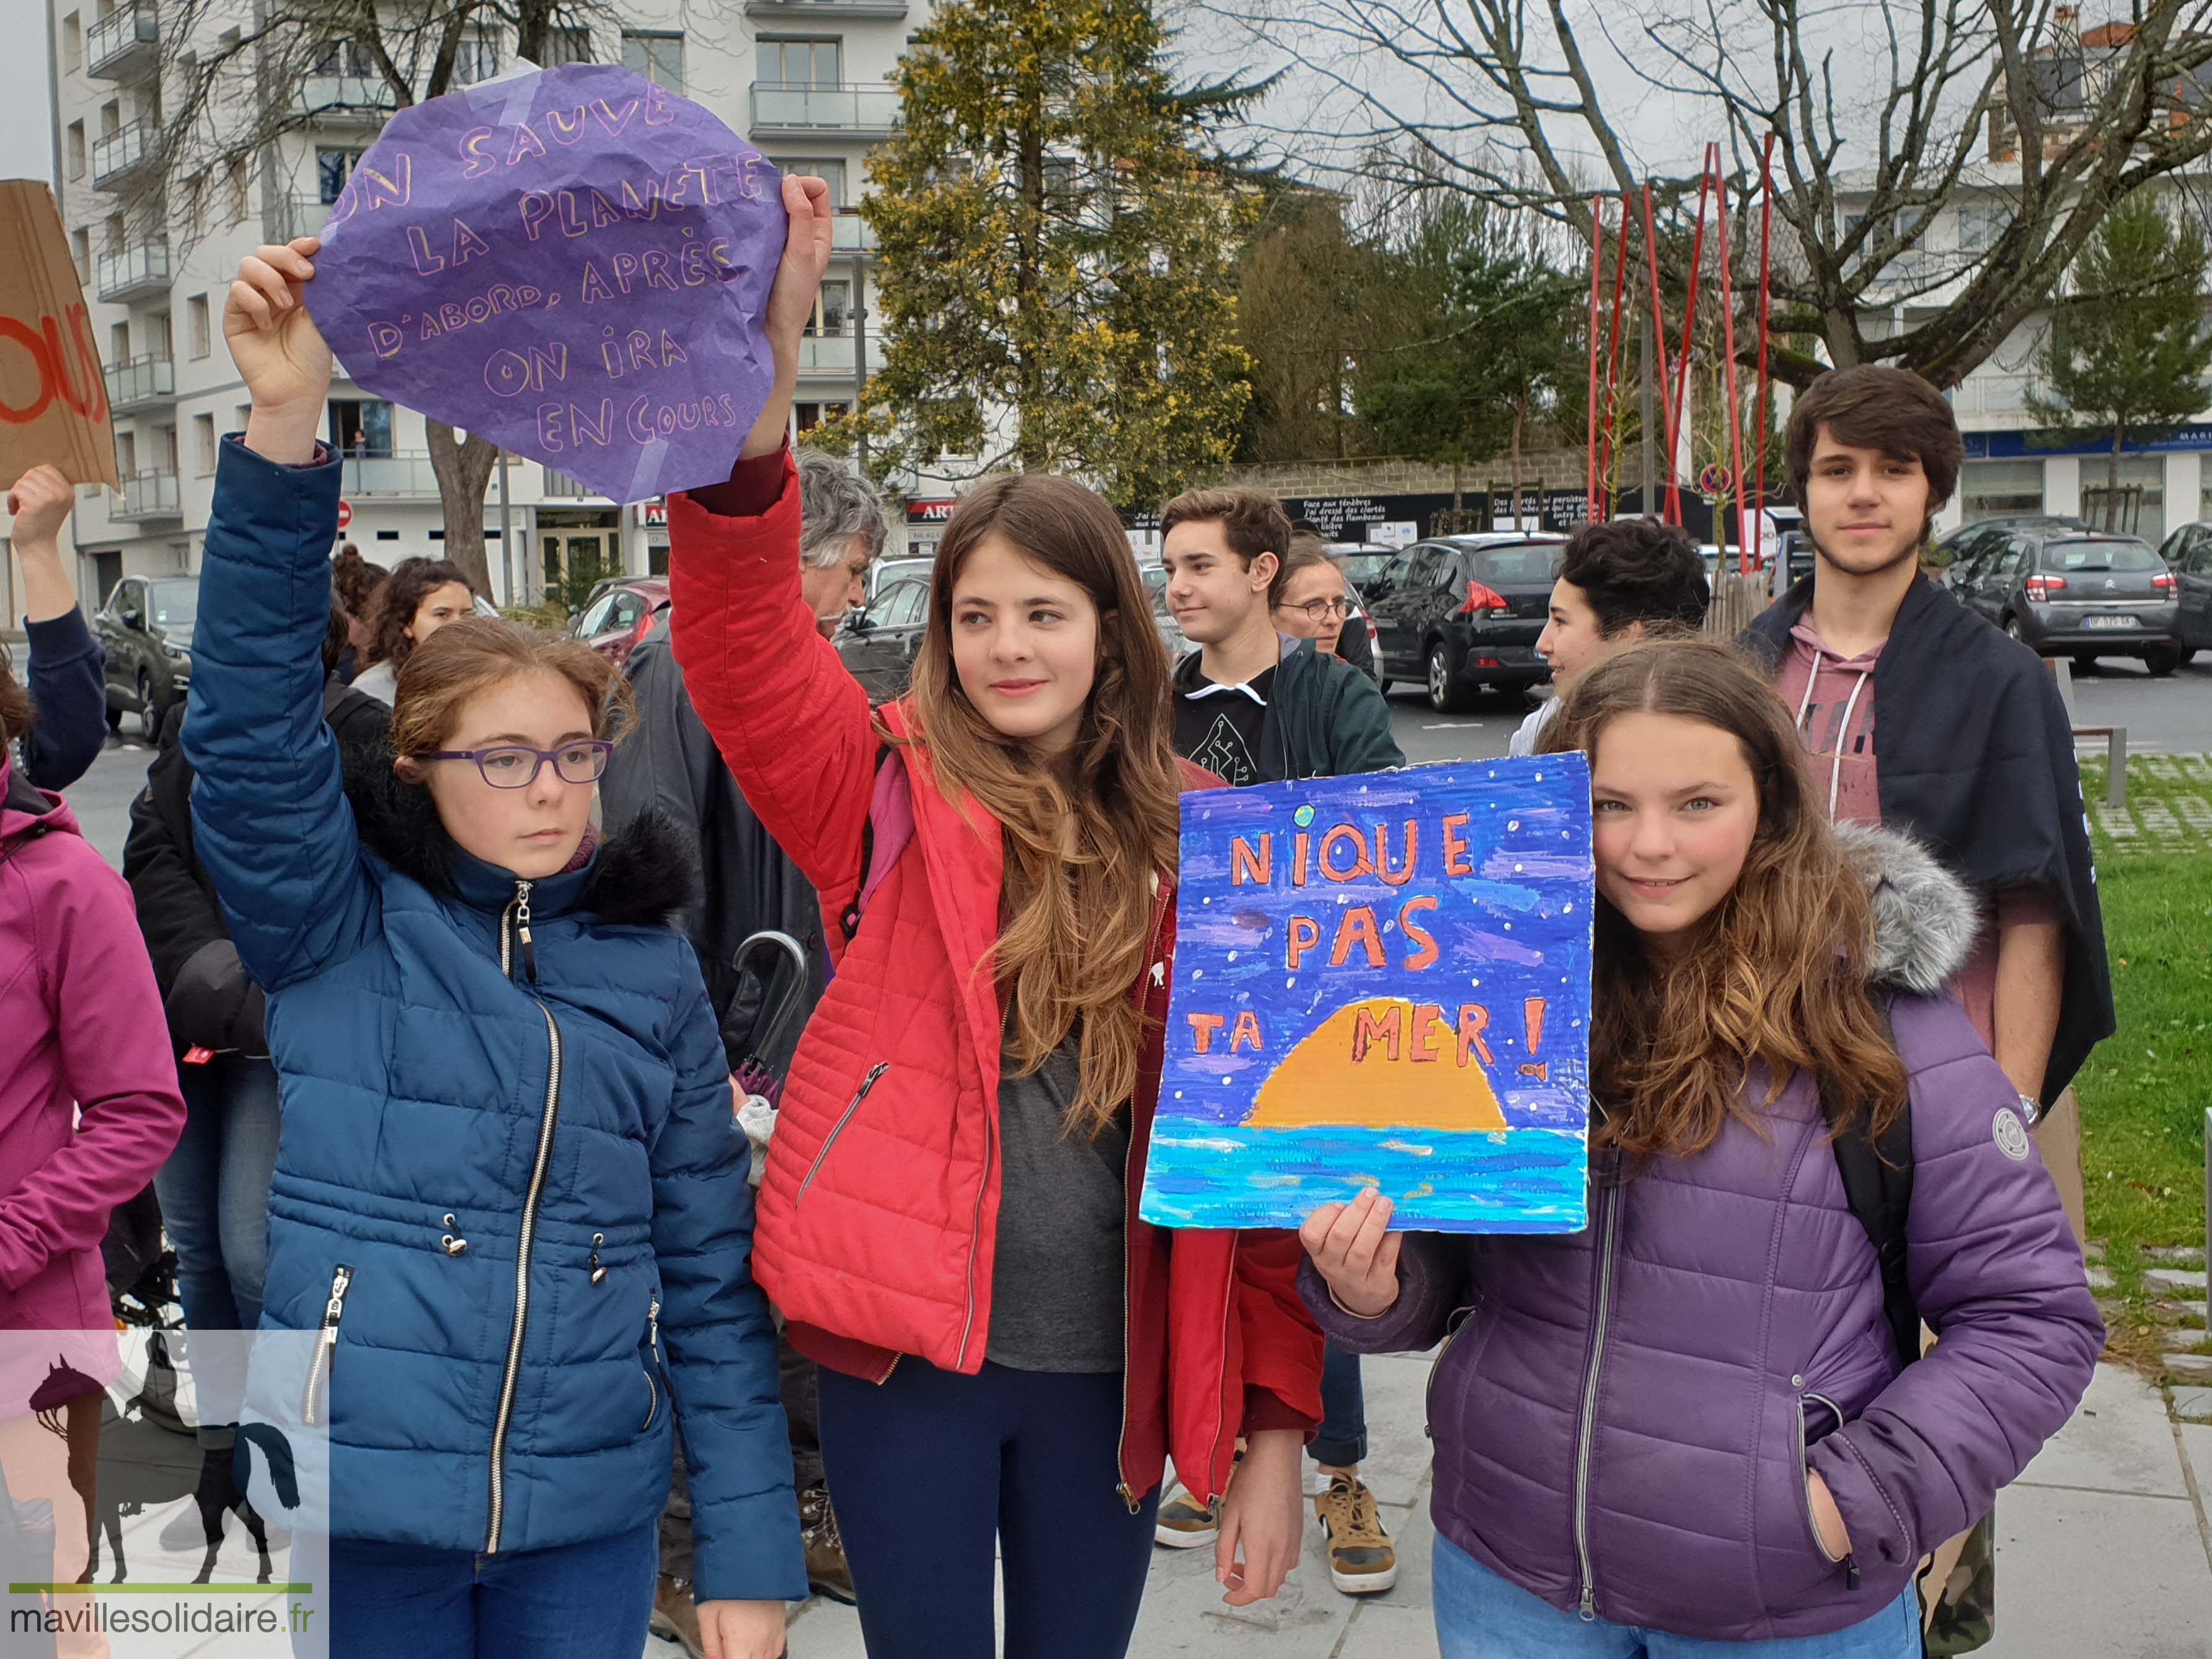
{"left": 985, "top": 1035, "right": 1130, "bottom": 1374}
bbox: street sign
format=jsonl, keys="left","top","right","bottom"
{"left": 336, "top": 500, "right": 353, "bottom": 531}
{"left": 1697, "top": 463, "right": 1733, "bottom": 498}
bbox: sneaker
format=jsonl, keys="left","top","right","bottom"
{"left": 1314, "top": 1474, "right": 1397, "bottom": 1595}
{"left": 1152, "top": 1484, "right": 1220, "bottom": 1549}
{"left": 800, "top": 1487, "right": 857, "bottom": 1606}
{"left": 650, "top": 1573, "right": 706, "bottom": 1659}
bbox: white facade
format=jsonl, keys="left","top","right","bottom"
{"left": 1836, "top": 168, "right": 2212, "bottom": 552}
{"left": 41, "top": 0, "right": 921, "bottom": 609}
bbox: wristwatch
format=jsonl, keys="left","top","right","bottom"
{"left": 2016, "top": 1091, "right": 2044, "bottom": 1128}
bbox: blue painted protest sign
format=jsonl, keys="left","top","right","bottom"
{"left": 304, "top": 63, "right": 782, "bottom": 502}
{"left": 1140, "top": 756, "right": 1593, "bottom": 1233}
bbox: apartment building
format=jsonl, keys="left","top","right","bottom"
{"left": 43, "top": 0, "right": 920, "bottom": 607}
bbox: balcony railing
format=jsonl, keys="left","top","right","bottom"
{"left": 831, "top": 215, "right": 878, "bottom": 253}
{"left": 96, "top": 241, "right": 170, "bottom": 303}
{"left": 339, "top": 453, "right": 442, "bottom": 496}
{"left": 745, "top": 0, "right": 908, "bottom": 17}
{"left": 542, "top": 468, "right": 605, "bottom": 500}
{"left": 299, "top": 76, "right": 398, "bottom": 120}
{"left": 91, "top": 121, "right": 155, "bottom": 187}
{"left": 104, "top": 353, "right": 174, "bottom": 412}
{"left": 749, "top": 82, "right": 901, "bottom": 138}
{"left": 115, "top": 469, "right": 181, "bottom": 520}
{"left": 795, "top": 332, "right": 883, "bottom": 377}
{"left": 86, "top": 2, "right": 159, "bottom": 78}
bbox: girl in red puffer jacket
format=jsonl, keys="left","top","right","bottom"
{"left": 665, "top": 175, "right": 1323, "bottom": 1659}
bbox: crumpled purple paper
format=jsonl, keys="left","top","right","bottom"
{"left": 306, "top": 63, "right": 781, "bottom": 503}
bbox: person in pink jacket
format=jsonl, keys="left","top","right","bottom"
{"left": 0, "top": 659, "right": 186, "bottom": 1591}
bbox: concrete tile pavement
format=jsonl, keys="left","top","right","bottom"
{"left": 649, "top": 1354, "right": 2212, "bottom": 1658}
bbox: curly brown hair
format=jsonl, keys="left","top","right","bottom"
{"left": 365, "top": 558, "right": 473, "bottom": 672}
{"left": 1537, "top": 638, "right": 1909, "bottom": 1156}
{"left": 905, "top": 472, "right": 1182, "bottom": 1138}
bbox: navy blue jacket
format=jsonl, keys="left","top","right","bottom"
{"left": 17, "top": 608, "right": 105, "bottom": 790}
{"left": 182, "top": 436, "right": 805, "bottom": 1600}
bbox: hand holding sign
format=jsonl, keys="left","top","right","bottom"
{"left": 226, "top": 240, "right": 330, "bottom": 467}
{"left": 1299, "top": 1188, "right": 1403, "bottom": 1318}
{"left": 6, "top": 464, "right": 74, "bottom": 549}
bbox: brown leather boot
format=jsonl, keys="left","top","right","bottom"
{"left": 649, "top": 1573, "right": 706, "bottom": 1658}
{"left": 800, "top": 1487, "right": 857, "bottom": 1606}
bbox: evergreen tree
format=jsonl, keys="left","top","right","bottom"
{"left": 2030, "top": 193, "right": 2212, "bottom": 511}
{"left": 840, "top": 0, "right": 1257, "bottom": 508}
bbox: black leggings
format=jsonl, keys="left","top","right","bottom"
{"left": 817, "top": 1360, "right": 1161, "bottom": 1659}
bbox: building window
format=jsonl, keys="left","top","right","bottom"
{"left": 148, "top": 311, "right": 172, "bottom": 357}
{"left": 99, "top": 100, "right": 120, "bottom": 138}
{"left": 312, "top": 38, "right": 374, "bottom": 76}
{"left": 774, "top": 157, "right": 847, "bottom": 206}
{"left": 226, "top": 159, "right": 250, "bottom": 224}
{"left": 329, "top": 399, "right": 394, "bottom": 457}
{"left": 542, "top": 27, "right": 591, "bottom": 65}
{"left": 807, "top": 277, "right": 852, "bottom": 336}
{"left": 2082, "top": 453, "right": 2166, "bottom": 545}
{"left": 760, "top": 37, "right": 841, "bottom": 87}
{"left": 1957, "top": 202, "right": 2004, "bottom": 253}
{"left": 69, "top": 228, "right": 90, "bottom": 283}
{"left": 622, "top": 30, "right": 684, "bottom": 92}
{"left": 188, "top": 294, "right": 210, "bottom": 359}
{"left": 194, "top": 414, "right": 216, "bottom": 476}
{"left": 317, "top": 148, "right": 365, "bottom": 204}
{"left": 794, "top": 401, "right": 849, "bottom": 435}
{"left": 62, "top": 12, "right": 81, "bottom": 73}
{"left": 1959, "top": 459, "right": 2044, "bottom": 523}
{"left": 66, "top": 122, "right": 85, "bottom": 180}
{"left": 454, "top": 32, "right": 500, "bottom": 85}
{"left": 110, "top": 321, "right": 130, "bottom": 363}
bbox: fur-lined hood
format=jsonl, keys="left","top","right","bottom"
{"left": 340, "top": 738, "right": 700, "bottom": 928}
{"left": 1834, "top": 820, "right": 1980, "bottom": 995}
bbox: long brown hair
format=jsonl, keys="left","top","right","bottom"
{"left": 1537, "top": 639, "right": 1908, "bottom": 1157}
{"left": 904, "top": 473, "right": 1182, "bottom": 1136}
{"left": 366, "top": 558, "right": 472, "bottom": 671}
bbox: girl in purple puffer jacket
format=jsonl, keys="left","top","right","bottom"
{"left": 1301, "top": 639, "right": 2101, "bottom": 1658}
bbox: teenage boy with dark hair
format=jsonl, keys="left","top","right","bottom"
{"left": 1746, "top": 365, "right": 2111, "bottom": 1138}
{"left": 1161, "top": 486, "right": 1400, "bottom": 786}
{"left": 1510, "top": 516, "right": 1709, "bottom": 756}
{"left": 1156, "top": 484, "right": 1405, "bottom": 1597}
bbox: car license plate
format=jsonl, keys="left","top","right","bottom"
{"left": 2084, "top": 615, "right": 2140, "bottom": 630}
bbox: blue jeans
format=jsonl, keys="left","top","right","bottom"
{"left": 321, "top": 1521, "right": 656, "bottom": 1659}
{"left": 818, "top": 1361, "right": 1159, "bottom": 1659}
{"left": 1433, "top": 1534, "right": 1920, "bottom": 1659}
{"left": 154, "top": 1054, "right": 281, "bottom": 1451}
{"left": 1310, "top": 1341, "right": 1367, "bottom": 1468}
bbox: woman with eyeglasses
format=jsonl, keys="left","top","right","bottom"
{"left": 1271, "top": 534, "right": 1377, "bottom": 681}
{"left": 178, "top": 241, "right": 804, "bottom": 1659}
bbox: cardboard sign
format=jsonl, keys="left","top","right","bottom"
{"left": 0, "top": 181, "right": 119, "bottom": 490}
{"left": 305, "top": 64, "right": 782, "bottom": 503}
{"left": 1140, "top": 756, "right": 1593, "bottom": 1233}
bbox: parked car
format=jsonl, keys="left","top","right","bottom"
{"left": 97, "top": 575, "right": 198, "bottom": 738}
{"left": 1363, "top": 533, "right": 1568, "bottom": 712}
{"left": 866, "top": 555, "right": 933, "bottom": 603}
{"left": 839, "top": 570, "right": 1193, "bottom": 705}
{"left": 1931, "top": 515, "right": 2090, "bottom": 586}
{"left": 2154, "top": 521, "right": 2212, "bottom": 663}
{"left": 1946, "top": 524, "right": 2183, "bottom": 673}
{"left": 564, "top": 577, "right": 671, "bottom": 668}
{"left": 1335, "top": 546, "right": 1399, "bottom": 594}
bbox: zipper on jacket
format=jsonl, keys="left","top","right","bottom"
{"left": 953, "top": 1078, "right": 999, "bottom": 1370}
{"left": 796, "top": 1063, "right": 889, "bottom": 1206}
{"left": 1424, "top": 1301, "right": 1479, "bottom": 1440}
{"left": 1572, "top": 1172, "right": 1625, "bottom": 1621}
{"left": 640, "top": 1297, "right": 664, "bottom": 1432}
{"left": 1797, "top": 1390, "right": 1855, "bottom": 1580}
{"left": 500, "top": 880, "right": 538, "bottom": 983}
{"left": 1113, "top": 1120, "right": 1139, "bottom": 1513}
{"left": 486, "top": 999, "right": 565, "bottom": 1553}
{"left": 299, "top": 1264, "right": 353, "bottom": 1426}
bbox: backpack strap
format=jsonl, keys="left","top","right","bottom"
{"left": 838, "top": 744, "right": 911, "bottom": 946}
{"left": 1821, "top": 998, "right": 1921, "bottom": 1369}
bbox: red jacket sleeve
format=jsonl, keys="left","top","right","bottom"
{"left": 666, "top": 458, "right": 880, "bottom": 908}
{"left": 1234, "top": 1229, "right": 1325, "bottom": 1436}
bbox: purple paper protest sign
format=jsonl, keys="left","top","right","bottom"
{"left": 305, "top": 63, "right": 782, "bottom": 503}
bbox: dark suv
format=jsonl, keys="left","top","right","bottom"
{"left": 96, "top": 576, "right": 199, "bottom": 737}
{"left": 1945, "top": 524, "right": 2183, "bottom": 674}
{"left": 2152, "top": 521, "right": 2212, "bottom": 663}
{"left": 1363, "top": 534, "right": 1566, "bottom": 712}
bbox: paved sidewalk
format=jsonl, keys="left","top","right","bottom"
{"left": 649, "top": 1354, "right": 2212, "bottom": 1659}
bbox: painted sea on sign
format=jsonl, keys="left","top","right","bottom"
{"left": 1139, "top": 755, "right": 1593, "bottom": 1233}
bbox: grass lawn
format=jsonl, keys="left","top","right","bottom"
{"left": 2073, "top": 753, "right": 2212, "bottom": 1371}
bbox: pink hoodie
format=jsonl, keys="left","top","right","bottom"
{"left": 0, "top": 748, "right": 184, "bottom": 1337}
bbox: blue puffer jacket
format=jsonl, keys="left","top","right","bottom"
{"left": 182, "top": 436, "right": 805, "bottom": 1602}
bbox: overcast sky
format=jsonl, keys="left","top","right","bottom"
{"left": 2, "top": 0, "right": 55, "bottom": 190}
